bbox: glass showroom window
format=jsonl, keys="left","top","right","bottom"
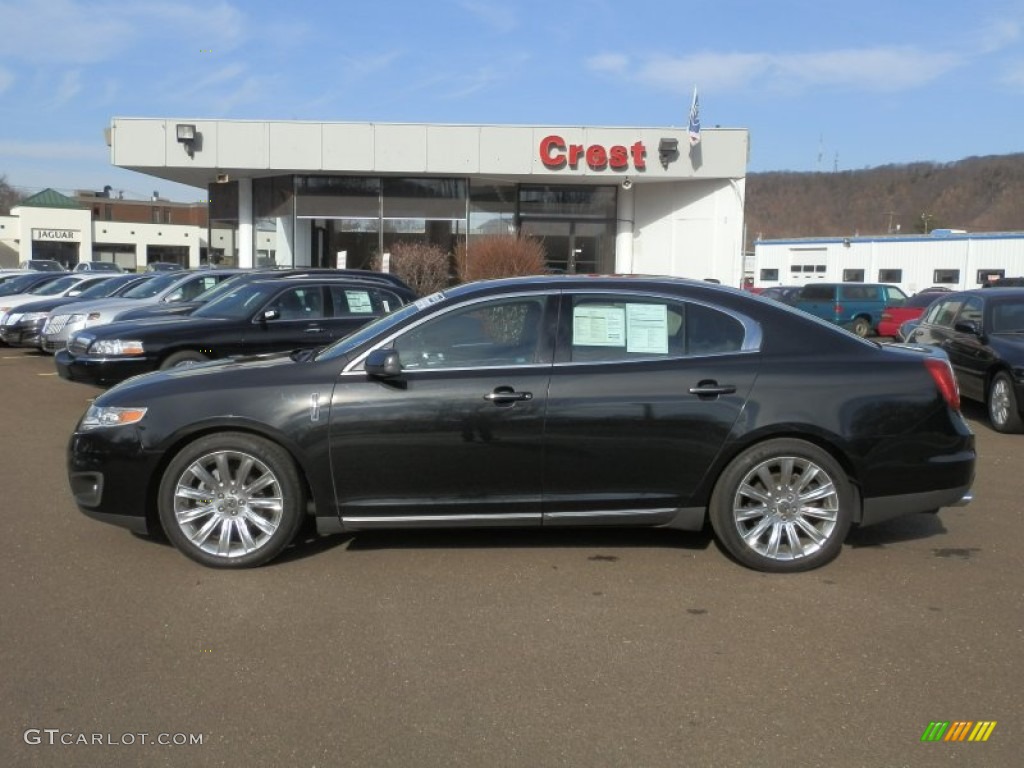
{"left": 208, "top": 180, "right": 239, "bottom": 267}
{"left": 253, "top": 176, "right": 294, "bottom": 268}
{"left": 296, "top": 176, "right": 381, "bottom": 270}
{"left": 382, "top": 178, "right": 468, "bottom": 260}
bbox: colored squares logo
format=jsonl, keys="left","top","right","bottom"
{"left": 921, "top": 721, "right": 997, "bottom": 742}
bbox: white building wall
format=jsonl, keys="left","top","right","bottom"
{"left": 754, "top": 233, "right": 1024, "bottom": 294}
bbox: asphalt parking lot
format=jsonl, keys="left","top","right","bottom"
{"left": 1, "top": 346, "right": 1021, "bottom": 768}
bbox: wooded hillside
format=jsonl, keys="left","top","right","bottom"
{"left": 745, "top": 153, "right": 1024, "bottom": 252}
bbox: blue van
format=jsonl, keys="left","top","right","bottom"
{"left": 794, "top": 283, "right": 908, "bottom": 336}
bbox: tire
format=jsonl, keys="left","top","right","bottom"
{"left": 157, "top": 432, "right": 306, "bottom": 568}
{"left": 988, "top": 372, "right": 1024, "bottom": 433}
{"left": 850, "top": 317, "right": 871, "bottom": 337}
{"left": 160, "top": 350, "right": 208, "bottom": 370}
{"left": 709, "top": 438, "right": 853, "bottom": 573}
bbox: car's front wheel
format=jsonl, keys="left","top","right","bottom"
{"left": 709, "top": 439, "right": 853, "bottom": 572}
{"left": 157, "top": 432, "right": 306, "bottom": 567}
{"left": 160, "top": 350, "right": 208, "bottom": 370}
{"left": 988, "top": 372, "right": 1024, "bottom": 433}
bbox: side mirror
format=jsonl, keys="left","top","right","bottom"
{"left": 364, "top": 348, "right": 402, "bottom": 378}
{"left": 954, "top": 320, "right": 981, "bottom": 336}
{"left": 261, "top": 308, "right": 280, "bottom": 322}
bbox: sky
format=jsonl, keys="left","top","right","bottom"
{"left": 1, "top": 0, "right": 1023, "bottom": 202}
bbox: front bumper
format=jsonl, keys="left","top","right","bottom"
{"left": 55, "top": 349, "right": 157, "bottom": 385}
{"left": 0, "top": 320, "right": 46, "bottom": 347}
{"left": 67, "top": 428, "right": 161, "bottom": 534}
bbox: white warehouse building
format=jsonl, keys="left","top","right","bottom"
{"left": 753, "top": 230, "right": 1024, "bottom": 295}
{"left": 107, "top": 118, "right": 750, "bottom": 281}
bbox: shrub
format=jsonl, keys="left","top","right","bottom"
{"left": 373, "top": 241, "right": 451, "bottom": 296}
{"left": 454, "top": 235, "right": 547, "bottom": 283}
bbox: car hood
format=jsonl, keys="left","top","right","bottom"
{"left": 6, "top": 295, "right": 90, "bottom": 314}
{"left": 82, "top": 315, "right": 234, "bottom": 339}
{"left": 102, "top": 349, "right": 311, "bottom": 400}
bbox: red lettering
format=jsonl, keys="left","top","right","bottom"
{"left": 539, "top": 135, "right": 567, "bottom": 169}
{"left": 538, "top": 136, "right": 647, "bottom": 172}
{"left": 630, "top": 141, "right": 646, "bottom": 170}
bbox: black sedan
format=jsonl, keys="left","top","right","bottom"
{"left": 908, "top": 287, "right": 1024, "bottom": 432}
{"left": 56, "top": 277, "right": 412, "bottom": 385}
{"left": 67, "top": 275, "right": 975, "bottom": 573}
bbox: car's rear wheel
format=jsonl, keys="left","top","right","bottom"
{"left": 850, "top": 317, "right": 871, "bottom": 337}
{"left": 160, "top": 350, "right": 208, "bottom": 370}
{"left": 988, "top": 372, "right": 1024, "bottom": 433}
{"left": 157, "top": 432, "right": 305, "bottom": 568}
{"left": 709, "top": 439, "right": 853, "bottom": 572}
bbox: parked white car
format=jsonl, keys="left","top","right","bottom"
{"left": 40, "top": 269, "right": 242, "bottom": 352}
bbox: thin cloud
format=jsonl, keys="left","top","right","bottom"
{"left": 594, "top": 46, "right": 965, "bottom": 94}
{"left": 0, "top": 68, "right": 13, "bottom": 94}
{"left": 0, "top": 139, "right": 105, "bottom": 161}
{"left": 586, "top": 53, "right": 630, "bottom": 75}
{"left": 47, "top": 70, "right": 83, "bottom": 109}
{"left": 458, "top": 0, "right": 519, "bottom": 34}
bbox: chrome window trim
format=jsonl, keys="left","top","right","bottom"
{"left": 341, "top": 513, "right": 541, "bottom": 525}
{"left": 341, "top": 286, "right": 763, "bottom": 375}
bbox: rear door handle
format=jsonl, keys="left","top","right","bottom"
{"left": 304, "top": 326, "right": 324, "bottom": 333}
{"left": 689, "top": 381, "right": 736, "bottom": 398}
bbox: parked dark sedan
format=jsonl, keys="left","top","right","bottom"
{"left": 67, "top": 275, "right": 975, "bottom": 573}
{"left": 56, "top": 277, "right": 412, "bottom": 385}
{"left": 114, "top": 268, "right": 414, "bottom": 322}
{"left": 0, "top": 273, "right": 154, "bottom": 348}
{"left": 907, "top": 288, "right": 1024, "bottom": 432}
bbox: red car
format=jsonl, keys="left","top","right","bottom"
{"left": 877, "top": 291, "right": 946, "bottom": 337}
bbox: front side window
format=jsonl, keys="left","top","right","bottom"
{"left": 930, "top": 298, "right": 965, "bottom": 328}
{"left": 266, "top": 286, "right": 325, "bottom": 321}
{"left": 393, "top": 297, "right": 546, "bottom": 369}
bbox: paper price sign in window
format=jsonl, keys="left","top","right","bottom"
{"left": 574, "top": 306, "right": 626, "bottom": 347}
{"left": 345, "top": 291, "right": 373, "bottom": 314}
{"left": 626, "top": 303, "right": 668, "bottom": 354}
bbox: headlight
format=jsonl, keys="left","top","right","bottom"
{"left": 20, "top": 312, "right": 49, "bottom": 323}
{"left": 80, "top": 405, "right": 148, "bottom": 429}
{"left": 88, "top": 339, "right": 145, "bottom": 356}
{"left": 3, "top": 312, "right": 20, "bottom": 325}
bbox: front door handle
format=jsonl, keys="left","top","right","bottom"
{"left": 304, "top": 326, "right": 324, "bottom": 333}
{"left": 484, "top": 386, "right": 533, "bottom": 404}
{"left": 689, "top": 380, "right": 736, "bottom": 398}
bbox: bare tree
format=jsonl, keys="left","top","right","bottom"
{"left": 0, "top": 175, "right": 23, "bottom": 215}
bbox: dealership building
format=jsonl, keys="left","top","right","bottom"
{"left": 97, "top": 118, "right": 750, "bottom": 282}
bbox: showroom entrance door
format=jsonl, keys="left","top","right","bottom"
{"left": 520, "top": 219, "right": 611, "bottom": 274}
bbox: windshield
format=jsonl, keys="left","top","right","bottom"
{"left": 0, "top": 275, "right": 51, "bottom": 296}
{"left": 316, "top": 300, "right": 424, "bottom": 361}
{"left": 76, "top": 275, "right": 140, "bottom": 299}
{"left": 30, "top": 276, "right": 81, "bottom": 296}
{"left": 192, "top": 282, "right": 281, "bottom": 320}
{"left": 190, "top": 274, "right": 250, "bottom": 304}
{"left": 121, "top": 273, "right": 182, "bottom": 299}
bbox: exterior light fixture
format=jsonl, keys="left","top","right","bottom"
{"left": 658, "top": 137, "right": 679, "bottom": 169}
{"left": 176, "top": 123, "right": 198, "bottom": 158}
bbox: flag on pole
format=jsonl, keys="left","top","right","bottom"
{"left": 688, "top": 86, "right": 701, "bottom": 147}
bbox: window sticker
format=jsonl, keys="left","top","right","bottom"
{"left": 414, "top": 291, "right": 446, "bottom": 311}
{"left": 574, "top": 305, "right": 625, "bottom": 347}
{"left": 345, "top": 291, "right": 373, "bottom": 314}
{"left": 626, "top": 303, "right": 668, "bottom": 354}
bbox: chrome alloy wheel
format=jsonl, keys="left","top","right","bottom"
{"left": 731, "top": 455, "right": 839, "bottom": 561}
{"left": 989, "top": 376, "right": 1013, "bottom": 429}
{"left": 172, "top": 450, "right": 284, "bottom": 559}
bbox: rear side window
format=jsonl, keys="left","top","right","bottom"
{"left": 568, "top": 296, "right": 743, "bottom": 362}
{"left": 799, "top": 285, "right": 833, "bottom": 301}
{"left": 328, "top": 286, "right": 402, "bottom": 316}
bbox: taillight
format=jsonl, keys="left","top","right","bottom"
{"left": 925, "top": 357, "right": 960, "bottom": 411}
{"left": 833, "top": 303, "right": 843, "bottom": 315}
{"left": 881, "top": 311, "right": 892, "bottom": 321}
